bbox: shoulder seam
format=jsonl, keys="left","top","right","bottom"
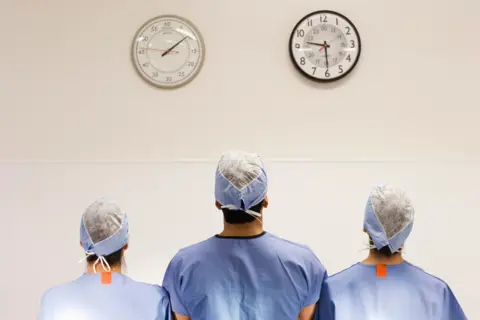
{"left": 327, "top": 263, "right": 360, "bottom": 279}
{"left": 404, "top": 261, "right": 448, "bottom": 286}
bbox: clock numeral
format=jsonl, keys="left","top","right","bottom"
{"left": 346, "top": 54, "right": 351, "bottom": 62}
{"left": 138, "top": 49, "right": 145, "bottom": 54}
{"left": 142, "top": 36, "right": 149, "bottom": 41}
{"left": 337, "top": 34, "right": 343, "bottom": 39}
{"left": 295, "top": 43, "right": 300, "bottom": 49}
{"left": 151, "top": 25, "right": 158, "bottom": 32}
{"left": 313, "top": 28, "right": 319, "bottom": 35}
{"left": 321, "top": 15, "right": 328, "bottom": 22}
{"left": 307, "top": 19, "right": 313, "bottom": 26}
{"left": 332, "top": 57, "right": 338, "bottom": 63}
{"left": 331, "top": 28, "right": 336, "bottom": 33}
{"left": 325, "top": 70, "right": 331, "bottom": 78}
{"left": 312, "top": 67, "right": 317, "bottom": 75}
{"left": 307, "top": 35, "right": 314, "bottom": 41}
{"left": 296, "top": 29, "right": 305, "bottom": 37}
{"left": 152, "top": 71, "right": 159, "bottom": 78}
{"left": 338, "top": 65, "right": 344, "bottom": 74}
{"left": 187, "top": 61, "right": 195, "bottom": 67}
{"left": 192, "top": 48, "right": 197, "bottom": 53}
{"left": 321, "top": 25, "right": 328, "bottom": 31}
{"left": 345, "top": 26, "right": 351, "bottom": 35}
{"left": 300, "top": 57, "right": 306, "bottom": 65}
{"left": 178, "top": 71, "right": 185, "bottom": 77}
{"left": 341, "top": 42, "right": 346, "bottom": 48}
{"left": 315, "top": 59, "right": 321, "bottom": 65}
{"left": 164, "top": 21, "right": 171, "bottom": 27}
{"left": 166, "top": 77, "right": 172, "bottom": 82}
{"left": 306, "top": 52, "right": 314, "bottom": 58}
{"left": 350, "top": 40, "right": 355, "bottom": 48}
{"left": 142, "top": 62, "right": 149, "bottom": 67}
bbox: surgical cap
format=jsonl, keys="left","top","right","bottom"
{"left": 80, "top": 199, "right": 129, "bottom": 257}
{"left": 364, "top": 185, "right": 414, "bottom": 253}
{"left": 215, "top": 151, "right": 268, "bottom": 216}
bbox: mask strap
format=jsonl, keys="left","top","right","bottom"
{"left": 221, "top": 205, "right": 263, "bottom": 224}
{"left": 78, "top": 251, "right": 95, "bottom": 263}
{"left": 94, "top": 256, "right": 111, "bottom": 273}
{"left": 78, "top": 251, "right": 111, "bottom": 273}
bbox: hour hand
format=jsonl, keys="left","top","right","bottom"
{"left": 306, "top": 41, "right": 326, "bottom": 46}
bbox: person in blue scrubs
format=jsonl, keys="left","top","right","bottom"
{"left": 317, "top": 185, "right": 467, "bottom": 320}
{"left": 163, "top": 151, "right": 327, "bottom": 320}
{"left": 38, "top": 199, "right": 171, "bottom": 320}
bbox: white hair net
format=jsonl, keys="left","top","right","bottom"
{"left": 364, "top": 185, "right": 414, "bottom": 253}
{"left": 79, "top": 199, "right": 129, "bottom": 272}
{"left": 215, "top": 151, "right": 268, "bottom": 218}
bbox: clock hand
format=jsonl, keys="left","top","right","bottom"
{"left": 307, "top": 41, "right": 326, "bottom": 46}
{"left": 145, "top": 48, "right": 179, "bottom": 53}
{"left": 324, "top": 41, "right": 329, "bottom": 69}
{"left": 162, "top": 36, "right": 188, "bottom": 57}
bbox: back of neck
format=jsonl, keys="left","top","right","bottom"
{"left": 219, "top": 221, "right": 264, "bottom": 237}
{"left": 362, "top": 250, "right": 404, "bottom": 265}
{"left": 87, "top": 264, "right": 122, "bottom": 274}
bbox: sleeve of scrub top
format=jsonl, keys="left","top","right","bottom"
{"left": 38, "top": 291, "right": 52, "bottom": 320}
{"left": 303, "top": 250, "right": 328, "bottom": 307}
{"left": 162, "top": 255, "right": 189, "bottom": 316}
{"left": 442, "top": 285, "right": 467, "bottom": 320}
{"left": 315, "top": 281, "right": 334, "bottom": 320}
{"left": 156, "top": 286, "right": 174, "bottom": 320}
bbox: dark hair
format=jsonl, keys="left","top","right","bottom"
{"left": 86, "top": 248, "right": 124, "bottom": 267}
{"left": 222, "top": 200, "right": 264, "bottom": 224}
{"left": 369, "top": 238, "right": 401, "bottom": 257}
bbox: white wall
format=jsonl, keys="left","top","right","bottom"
{"left": 0, "top": 0, "right": 479, "bottom": 318}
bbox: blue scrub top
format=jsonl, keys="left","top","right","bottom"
{"left": 39, "top": 273, "right": 171, "bottom": 320}
{"left": 317, "top": 261, "right": 467, "bottom": 320}
{"left": 162, "top": 232, "right": 327, "bottom": 320}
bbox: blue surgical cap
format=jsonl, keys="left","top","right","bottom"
{"left": 214, "top": 151, "right": 268, "bottom": 215}
{"left": 80, "top": 199, "right": 129, "bottom": 257}
{"left": 364, "top": 185, "right": 414, "bottom": 253}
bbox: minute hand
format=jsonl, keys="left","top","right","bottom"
{"left": 162, "top": 36, "right": 187, "bottom": 57}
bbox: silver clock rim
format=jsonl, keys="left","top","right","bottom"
{"left": 131, "top": 14, "right": 206, "bottom": 89}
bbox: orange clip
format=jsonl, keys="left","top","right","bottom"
{"left": 376, "top": 264, "right": 387, "bottom": 278}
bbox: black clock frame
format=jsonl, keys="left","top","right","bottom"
{"left": 289, "top": 10, "right": 362, "bottom": 83}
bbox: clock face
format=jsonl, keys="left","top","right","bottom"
{"left": 289, "top": 11, "right": 361, "bottom": 82}
{"left": 132, "top": 15, "right": 205, "bottom": 88}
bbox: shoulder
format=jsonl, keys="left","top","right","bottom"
{"left": 39, "top": 278, "right": 80, "bottom": 306}
{"left": 266, "top": 233, "right": 318, "bottom": 256}
{"left": 266, "top": 233, "right": 326, "bottom": 272}
{"left": 325, "top": 263, "right": 362, "bottom": 286}
{"left": 403, "top": 261, "right": 450, "bottom": 289}
{"left": 128, "top": 279, "right": 170, "bottom": 298}
{"left": 167, "top": 237, "right": 216, "bottom": 266}
{"left": 177, "top": 237, "right": 216, "bottom": 254}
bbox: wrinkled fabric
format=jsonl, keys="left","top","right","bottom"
{"left": 39, "top": 273, "right": 171, "bottom": 320}
{"left": 163, "top": 232, "right": 326, "bottom": 320}
{"left": 317, "top": 262, "right": 467, "bottom": 320}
